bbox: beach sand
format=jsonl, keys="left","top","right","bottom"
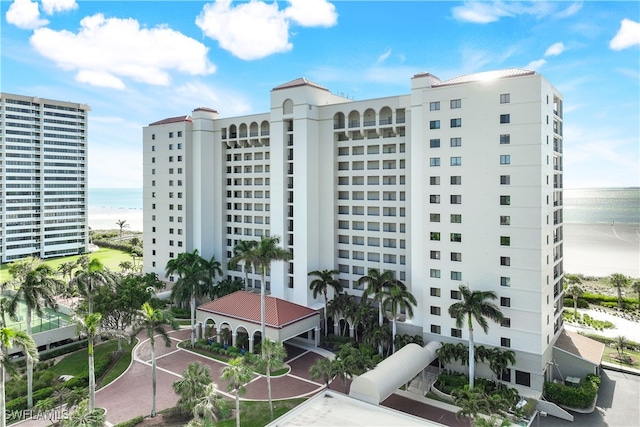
{"left": 563, "top": 223, "right": 640, "bottom": 277}
{"left": 89, "top": 206, "right": 143, "bottom": 232}
{"left": 88, "top": 206, "right": 638, "bottom": 277}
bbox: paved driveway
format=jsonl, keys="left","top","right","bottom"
{"left": 540, "top": 369, "right": 640, "bottom": 427}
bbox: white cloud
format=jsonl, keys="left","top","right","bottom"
{"left": 525, "top": 59, "right": 546, "bottom": 70}
{"left": 196, "top": 0, "right": 291, "bottom": 60}
{"left": 375, "top": 49, "right": 391, "bottom": 65}
{"left": 452, "top": 1, "right": 581, "bottom": 24}
{"left": 610, "top": 18, "right": 640, "bottom": 50}
{"left": 41, "top": 0, "right": 78, "bottom": 15}
{"left": 5, "top": 0, "right": 48, "bottom": 29}
{"left": 196, "top": 0, "right": 337, "bottom": 60}
{"left": 284, "top": 0, "right": 337, "bottom": 27}
{"left": 544, "top": 42, "right": 565, "bottom": 56}
{"left": 30, "top": 14, "right": 216, "bottom": 89}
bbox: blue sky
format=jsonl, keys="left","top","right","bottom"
{"left": 2, "top": 0, "right": 638, "bottom": 189}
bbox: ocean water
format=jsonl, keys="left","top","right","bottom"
{"left": 89, "top": 188, "right": 142, "bottom": 210}
{"left": 563, "top": 187, "right": 640, "bottom": 225}
{"left": 88, "top": 187, "right": 640, "bottom": 225}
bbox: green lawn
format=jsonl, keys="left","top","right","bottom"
{"left": 51, "top": 339, "right": 134, "bottom": 379}
{"left": 0, "top": 247, "right": 135, "bottom": 283}
{"left": 216, "top": 399, "right": 306, "bottom": 427}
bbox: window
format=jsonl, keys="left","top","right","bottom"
{"left": 430, "top": 306, "right": 441, "bottom": 315}
{"left": 430, "top": 251, "right": 441, "bottom": 260}
{"left": 500, "top": 155, "right": 511, "bottom": 165}
{"left": 151, "top": 134, "right": 156, "bottom": 140}
{"left": 431, "top": 325, "right": 441, "bottom": 334}
{"left": 450, "top": 176, "right": 461, "bottom": 185}
{"left": 430, "top": 213, "right": 441, "bottom": 222}
{"left": 430, "top": 101, "right": 440, "bottom": 111}
{"left": 500, "top": 195, "right": 511, "bottom": 205}
{"left": 500, "top": 114, "right": 511, "bottom": 124}
{"left": 451, "top": 290, "right": 461, "bottom": 300}
{"left": 430, "top": 195, "right": 440, "bottom": 204}
{"left": 500, "top": 297, "right": 511, "bottom": 307}
{"left": 450, "top": 118, "right": 461, "bottom": 128}
{"left": 501, "top": 236, "right": 511, "bottom": 246}
{"left": 500, "top": 134, "right": 510, "bottom": 144}
{"left": 430, "top": 120, "right": 440, "bottom": 129}
{"left": 178, "top": 143, "right": 182, "bottom": 149}
{"left": 515, "top": 371, "right": 531, "bottom": 387}
{"left": 501, "top": 276, "right": 511, "bottom": 287}
{"left": 450, "top": 214, "right": 462, "bottom": 223}
{"left": 169, "top": 132, "right": 174, "bottom": 138}
{"left": 501, "top": 318, "right": 511, "bottom": 328}
{"left": 501, "top": 337, "right": 511, "bottom": 348}
{"left": 450, "top": 233, "right": 462, "bottom": 242}
{"left": 451, "top": 271, "right": 462, "bottom": 281}
{"left": 451, "top": 328, "right": 462, "bottom": 338}
{"left": 177, "top": 131, "right": 183, "bottom": 137}
{"left": 169, "top": 156, "right": 174, "bottom": 162}
{"left": 500, "top": 216, "right": 511, "bottom": 225}
{"left": 430, "top": 232, "right": 441, "bottom": 241}
{"left": 500, "top": 175, "right": 511, "bottom": 185}
{"left": 501, "top": 369, "right": 511, "bottom": 382}
{"left": 500, "top": 93, "right": 510, "bottom": 104}
{"left": 500, "top": 256, "right": 511, "bottom": 266}
{"left": 430, "top": 176, "right": 440, "bottom": 185}
{"left": 450, "top": 195, "right": 461, "bottom": 204}
{"left": 430, "top": 157, "right": 441, "bottom": 167}
{"left": 451, "top": 252, "right": 462, "bottom": 262}
{"left": 450, "top": 157, "right": 462, "bottom": 166}
{"left": 430, "top": 269, "right": 441, "bottom": 278}
{"left": 430, "top": 287, "right": 441, "bottom": 297}
{"left": 450, "top": 137, "right": 462, "bottom": 147}
{"left": 430, "top": 139, "right": 441, "bottom": 148}
{"left": 450, "top": 99, "right": 461, "bottom": 109}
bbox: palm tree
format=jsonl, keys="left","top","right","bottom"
{"left": 246, "top": 236, "right": 291, "bottom": 345}
{"left": 0, "top": 327, "right": 38, "bottom": 427}
{"left": 610, "top": 273, "right": 630, "bottom": 310}
{"left": 8, "top": 263, "right": 59, "bottom": 409}
{"left": 134, "top": 302, "right": 178, "bottom": 417}
{"left": 632, "top": 279, "right": 640, "bottom": 310}
{"left": 308, "top": 269, "right": 342, "bottom": 336}
{"left": 73, "top": 312, "right": 103, "bottom": 411}
{"left": 61, "top": 399, "right": 106, "bottom": 427}
{"left": 192, "top": 383, "right": 226, "bottom": 424}
{"left": 357, "top": 268, "right": 406, "bottom": 327}
{"left": 566, "top": 285, "right": 584, "bottom": 318}
{"left": 229, "top": 240, "right": 258, "bottom": 291}
{"left": 115, "top": 219, "right": 129, "bottom": 237}
{"left": 118, "top": 261, "right": 134, "bottom": 274}
{"left": 166, "top": 249, "right": 208, "bottom": 346}
{"left": 173, "top": 362, "right": 212, "bottom": 415}
{"left": 615, "top": 335, "right": 629, "bottom": 358}
{"left": 448, "top": 284, "right": 504, "bottom": 389}
{"left": 488, "top": 348, "right": 516, "bottom": 384}
{"left": 70, "top": 258, "right": 117, "bottom": 314}
{"left": 58, "top": 261, "right": 77, "bottom": 285}
{"left": 384, "top": 286, "right": 417, "bottom": 353}
{"left": 220, "top": 357, "right": 252, "bottom": 427}
{"left": 201, "top": 255, "right": 223, "bottom": 298}
{"left": 309, "top": 357, "right": 335, "bottom": 388}
{"left": 259, "top": 340, "right": 287, "bottom": 421}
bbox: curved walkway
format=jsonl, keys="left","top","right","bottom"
{"left": 95, "top": 329, "right": 326, "bottom": 425}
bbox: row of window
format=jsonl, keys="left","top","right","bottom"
{"left": 429, "top": 213, "right": 462, "bottom": 223}
{"left": 150, "top": 180, "right": 182, "bottom": 187}
{"left": 337, "top": 221, "right": 406, "bottom": 232}
{"left": 429, "top": 155, "right": 510, "bottom": 167}
{"left": 338, "top": 206, "right": 406, "bottom": 216}
{"left": 428, "top": 114, "right": 510, "bottom": 130}
{"left": 338, "top": 235, "right": 406, "bottom": 248}
{"left": 428, "top": 133, "right": 511, "bottom": 149}
{"left": 151, "top": 168, "right": 183, "bottom": 175}
{"left": 428, "top": 94, "right": 510, "bottom": 112}
{"left": 150, "top": 131, "right": 183, "bottom": 141}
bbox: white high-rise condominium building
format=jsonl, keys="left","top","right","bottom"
{"left": 143, "top": 69, "right": 564, "bottom": 393}
{"left": 0, "top": 93, "right": 89, "bottom": 262}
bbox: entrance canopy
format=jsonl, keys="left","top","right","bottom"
{"left": 349, "top": 341, "right": 440, "bottom": 405}
{"left": 196, "top": 291, "right": 320, "bottom": 346}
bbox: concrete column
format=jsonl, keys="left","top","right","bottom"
{"left": 315, "top": 327, "right": 320, "bottom": 347}
{"left": 232, "top": 331, "right": 237, "bottom": 348}
{"left": 349, "top": 324, "right": 355, "bottom": 338}
{"left": 248, "top": 337, "right": 254, "bottom": 353}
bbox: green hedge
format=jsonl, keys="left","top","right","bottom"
{"left": 114, "top": 416, "right": 144, "bottom": 427}
{"left": 563, "top": 298, "right": 589, "bottom": 308}
{"left": 92, "top": 239, "right": 133, "bottom": 252}
{"left": 580, "top": 292, "right": 637, "bottom": 306}
{"left": 543, "top": 375, "right": 600, "bottom": 409}
{"left": 40, "top": 340, "right": 89, "bottom": 361}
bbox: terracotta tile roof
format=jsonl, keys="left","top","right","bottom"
{"left": 554, "top": 329, "right": 605, "bottom": 365}
{"left": 272, "top": 78, "right": 329, "bottom": 92}
{"left": 197, "top": 291, "right": 318, "bottom": 329}
{"left": 433, "top": 68, "right": 536, "bottom": 87}
{"left": 148, "top": 115, "right": 192, "bottom": 126}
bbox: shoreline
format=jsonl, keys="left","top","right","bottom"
{"left": 88, "top": 206, "right": 639, "bottom": 277}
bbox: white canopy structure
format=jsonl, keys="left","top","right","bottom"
{"left": 349, "top": 341, "right": 441, "bottom": 405}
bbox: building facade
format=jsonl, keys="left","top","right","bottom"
{"left": 142, "top": 69, "right": 564, "bottom": 393}
{"left": 0, "top": 93, "right": 89, "bottom": 262}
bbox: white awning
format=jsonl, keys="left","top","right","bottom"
{"left": 349, "top": 342, "right": 440, "bottom": 405}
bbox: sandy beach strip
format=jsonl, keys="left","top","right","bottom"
{"left": 563, "top": 222, "right": 640, "bottom": 277}
{"left": 89, "top": 206, "right": 143, "bottom": 232}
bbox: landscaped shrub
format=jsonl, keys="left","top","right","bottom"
{"left": 435, "top": 373, "right": 469, "bottom": 394}
{"left": 113, "top": 416, "right": 144, "bottom": 427}
{"left": 170, "top": 307, "right": 191, "bottom": 318}
{"left": 40, "top": 340, "right": 89, "bottom": 361}
{"left": 580, "top": 293, "right": 636, "bottom": 307}
{"left": 563, "top": 297, "right": 589, "bottom": 308}
{"left": 543, "top": 374, "right": 600, "bottom": 409}
{"left": 92, "top": 239, "right": 133, "bottom": 252}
